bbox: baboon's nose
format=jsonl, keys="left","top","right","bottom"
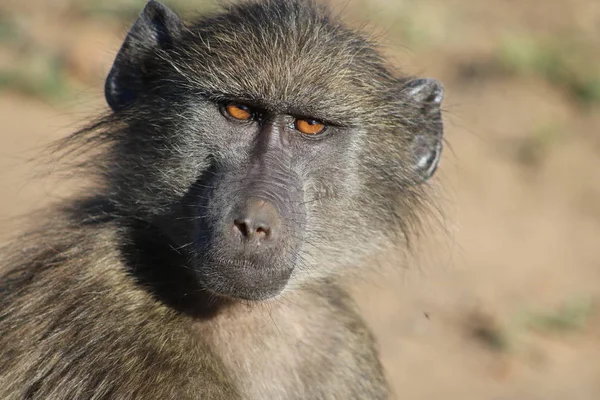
{"left": 232, "top": 199, "right": 281, "bottom": 244}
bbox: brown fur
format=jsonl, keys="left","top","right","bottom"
{"left": 1, "top": 213, "right": 385, "bottom": 398}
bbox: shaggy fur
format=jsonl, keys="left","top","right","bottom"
{"left": 0, "top": 1, "right": 444, "bottom": 398}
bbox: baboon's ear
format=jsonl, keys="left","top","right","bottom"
{"left": 105, "top": 0, "right": 183, "bottom": 111}
{"left": 401, "top": 78, "right": 444, "bottom": 183}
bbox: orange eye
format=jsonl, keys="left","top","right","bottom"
{"left": 295, "top": 119, "right": 325, "bottom": 135}
{"left": 225, "top": 104, "right": 253, "bottom": 120}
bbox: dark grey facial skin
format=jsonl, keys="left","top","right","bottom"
{"left": 103, "top": 0, "right": 444, "bottom": 304}
{"left": 191, "top": 108, "right": 310, "bottom": 300}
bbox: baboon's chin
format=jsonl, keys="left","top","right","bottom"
{"left": 198, "top": 259, "right": 294, "bottom": 301}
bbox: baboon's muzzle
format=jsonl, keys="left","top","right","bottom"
{"left": 194, "top": 164, "right": 306, "bottom": 301}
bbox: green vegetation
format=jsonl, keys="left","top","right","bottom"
{"left": 514, "top": 123, "right": 562, "bottom": 168}
{"left": 468, "top": 297, "right": 595, "bottom": 355}
{"left": 0, "top": 15, "right": 20, "bottom": 43}
{"left": 353, "top": 0, "right": 440, "bottom": 49}
{"left": 0, "top": 65, "right": 70, "bottom": 103}
{"left": 498, "top": 35, "right": 600, "bottom": 105}
{"left": 79, "top": 0, "right": 216, "bottom": 21}
{"left": 472, "top": 321, "right": 513, "bottom": 352}
{"left": 468, "top": 311, "right": 514, "bottom": 352}
{"left": 0, "top": 23, "right": 71, "bottom": 103}
{"left": 522, "top": 297, "right": 595, "bottom": 334}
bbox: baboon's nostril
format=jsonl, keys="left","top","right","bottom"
{"left": 232, "top": 199, "right": 279, "bottom": 243}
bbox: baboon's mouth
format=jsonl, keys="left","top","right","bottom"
{"left": 197, "top": 256, "right": 293, "bottom": 301}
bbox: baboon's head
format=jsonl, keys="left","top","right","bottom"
{"left": 102, "top": 0, "right": 443, "bottom": 301}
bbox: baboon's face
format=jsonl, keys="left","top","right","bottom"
{"left": 105, "top": 1, "right": 444, "bottom": 301}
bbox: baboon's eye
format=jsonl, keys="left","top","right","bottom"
{"left": 295, "top": 119, "right": 326, "bottom": 135}
{"left": 224, "top": 104, "right": 253, "bottom": 120}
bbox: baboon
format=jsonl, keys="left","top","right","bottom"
{"left": 0, "top": 0, "right": 444, "bottom": 399}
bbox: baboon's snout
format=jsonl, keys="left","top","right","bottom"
{"left": 231, "top": 198, "right": 282, "bottom": 247}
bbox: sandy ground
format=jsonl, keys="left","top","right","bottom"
{"left": 1, "top": 1, "right": 599, "bottom": 398}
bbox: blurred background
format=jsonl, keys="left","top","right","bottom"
{"left": 1, "top": 0, "right": 599, "bottom": 398}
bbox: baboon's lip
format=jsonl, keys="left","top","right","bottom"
{"left": 200, "top": 252, "right": 290, "bottom": 273}
{"left": 197, "top": 255, "right": 293, "bottom": 301}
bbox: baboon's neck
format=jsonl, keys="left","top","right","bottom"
{"left": 194, "top": 283, "right": 358, "bottom": 399}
